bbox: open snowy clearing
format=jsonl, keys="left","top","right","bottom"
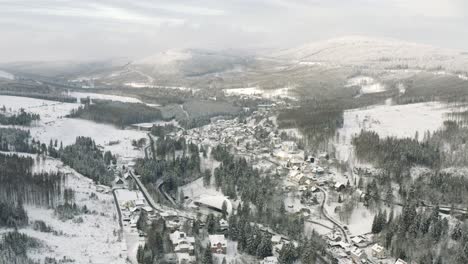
{"left": 334, "top": 101, "right": 467, "bottom": 161}
{"left": 66, "top": 91, "right": 143, "bottom": 104}
{"left": 224, "top": 86, "right": 298, "bottom": 101}
{"left": 345, "top": 76, "right": 386, "bottom": 94}
{"left": 0, "top": 70, "right": 14, "bottom": 80}
{"left": 0, "top": 95, "right": 147, "bottom": 163}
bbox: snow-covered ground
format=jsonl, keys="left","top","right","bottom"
{"left": 334, "top": 101, "right": 466, "bottom": 161}
{"left": 224, "top": 86, "right": 298, "bottom": 101}
{"left": 14, "top": 157, "right": 127, "bottom": 264}
{"left": 66, "top": 91, "right": 143, "bottom": 104}
{"left": 0, "top": 95, "right": 147, "bottom": 163}
{"left": 0, "top": 70, "right": 14, "bottom": 80}
{"left": 345, "top": 76, "right": 386, "bottom": 94}
{"left": 124, "top": 82, "right": 199, "bottom": 93}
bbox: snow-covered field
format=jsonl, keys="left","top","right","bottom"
{"left": 0, "top": 70, "right": 14, "bottom": 80}
{"left": 15, "top": 157, "right": 127, "bottom": 264}
{"left": 66, "top": 91, "right": 143, "bottom": 104}
{"left": 334, "top": 101, "right": 466, "bottom": 161}
{"left": 124, "top": 82, "right": 199, "bottom": 93}
{"left": 0, "top": 95, "right": 147, "bottom": 162}
{"left": 224, "top": 86, "right": 297, "bottom": 101}
{"left": 345, "top": 76, "right": 386, "bottom": 94}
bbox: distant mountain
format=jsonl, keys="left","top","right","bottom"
{"left": 273, "top": 36, "right": 468, "bottom": 73}
{"left": 0, "top": 58, "right": 130, "bottom": 79}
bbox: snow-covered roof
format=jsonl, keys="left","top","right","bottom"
{"left": 372, "top": 244, "right": 384, "bottom": 252}
{"left": 395, "top": 259, "right": 408, "bottom": 264}
{"left": 350, "top": 247, "right": 365, "bottom": 257}
{"left": 194, "top": 195, "right": 232, "bottom": 215}
{"left": 271, "top": 235, "right": 282, "bottom": 243}
{"left": 170, "top": 231, "right": 195, "bottom": 246}
{"left": 351, "top": 236, "right": 365, "bottom": 244}
{"left": 209, "top": 235, "right": 227, "bottom": 247}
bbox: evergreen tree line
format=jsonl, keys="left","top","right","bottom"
{"left": 0, "top": 231, "right": 40, "bottom": 264}
{"left": 0, "top": 153, "right": 66, "bottom": 208}
{"left": 352, "top": 130, "right": 440, "bottom": 179}
{"left": 150, "top": 124, "right": 177, "bottom": 138}
{"left": 211, "top": 145, "right": 305, "bottom": 239}
{"left": 136, "top": 218, "right": 172, "bottom": 264}
{"left": 0, "top": 108, "right": 40, "bottom": 126}
{"left": 278, "top": 102, "right": 345, "bottom": 147}
{"left": 0, "top": 201, "right": 28, "bottom": 228}
{"left": 68, "top": 100, "right": 163, "bottom": 128}
{"left": 226, "top": 202, "right": 327, "bottom": 264}
{"left": 373, "top": 202, "right": 468, "bottom": 264}
{"left": 0, "top": 128, "right": 43, "bottom": 153}
{"left": 58, "top": 137, "right": 114, "bottom": 186}
{"left": 135, "top": 137, "right": 200, "bottom": 194}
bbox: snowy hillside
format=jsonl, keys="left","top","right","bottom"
{"left": 0, "top": 70, "right": 14, "bottom": 80}
{"left": 274, "top": 36, "right": 468, "bottom": 73}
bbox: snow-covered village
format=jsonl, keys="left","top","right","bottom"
{"left": 1, "top": 2, "right": 468, "bottom": 264}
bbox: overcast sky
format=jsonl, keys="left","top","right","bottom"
{"left": 0, "top": 0, "right": 467, "bottom": 62}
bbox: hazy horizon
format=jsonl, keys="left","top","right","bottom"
{"left": 1, "top": 0, "right": 467, "bottom": 63}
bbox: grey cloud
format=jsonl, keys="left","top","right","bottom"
{"left": 0, "top": 0, "right": 466, "bottom": 62}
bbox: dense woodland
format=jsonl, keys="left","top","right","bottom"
{"left": 0, "top": 231, "right": 40, "bottom": 264}
{"left": 0, "top": 153, "right": 66, "bottom": 208}
{"left": 0, "top": 128, "right": 39, "bottom": 153}
{"left": 134, "top": 136, "right": 201, "bottom": 196}
{"left": 352, "top": 119, "right": 468, "bottom": 263}
{"left": 68, "top": 100, "right": 163, "bottom": 127}
{"left": 352, "top": 130, "right": 440, "bottom": 181}
{"left": 0, "top": 108, "right": 40, "bottom": 126}
{"left": 59, "top": 137, "right": 114, "bottom": 185}
{"left": 372, "top": 202, "right": 468, "bottom": 263}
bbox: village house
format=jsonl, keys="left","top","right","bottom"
{"left": 334, "top": 182, "right": 346, "bottom": 192}
{"left": 219, "top": 219, "right": 229, "bottom": 231}
{"left": 394, "top": 259, "right": 408, "bottom": 264}
{"left": 350, "top": 235, "right": 368, "bottom": 247}
{"left": 350, "top": 247, "right": 367, "bottom": 263}
{"left": 175, "top": 253, "right": 195, "bottom": 264}
{"left": 271, "top": 235, "right": 282, "bottom": 246}
{"left": 371, "top": 244, "right": 386, "bottom": 259}
{"left": 169, "top": 231, "right": 195, "bottom": 255}
{"left": 209, "top": 234, "right": 227, "bottom": 254}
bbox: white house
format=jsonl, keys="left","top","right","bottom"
{"left": 209, "top": 235, "right": 227, "bottom": 254}
{"left": 371, "top": 244, "right": 386, "bottom": 259}
{"left": 271, "top": 235, "right": 282, "bottom": 246}
{"left": 175, "top": 253, "right": 195, "bottom": 264}
{"left": 350, "top": 247, "right": 366, "bottom": 263}
{"left": 219, "top": 219, "right": 229, "bottom": 231}
{"left": 394, "top": 259, "right": 408, "bottom": 264}
{"left": 169, "top": 231, "right": 195, "bottom": 255}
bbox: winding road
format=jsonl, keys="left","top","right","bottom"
{"left": 318, "top": 187, "right": 350, "bottom": 243}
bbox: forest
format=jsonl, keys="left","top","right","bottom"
{"left": 352, "top": 120, "right": 468, "bottom": 263}
{"left": 0, "top": 231, "right": 41, "bottom": 264}
{"left": 211, "top": 145, "right": 306, "bottom": 240}
{"left": 0, "top": 153, "right": 66, "bottom": 208}
{"left": 0, "top": 108, "right": 40, "bottom": 126}
{"left": 278, "top": 101, "right": 344, "bottom": 147}
{"left": 134, "top": 136, "right": 201, "bottom": 196}
{"left": 0, "top": 128, "right": 41, "bottom": 153}
{"left": 59, "top": 137, "right": 114, "bottom": 186}
{"left": 352, "top": 130, "right": 440, "bottom": 180}
{"left": 372, "top": 202, "right": 468, "bottom": 264}
{"left": 68, "top": 100, "right": 163, "bottom": 127}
